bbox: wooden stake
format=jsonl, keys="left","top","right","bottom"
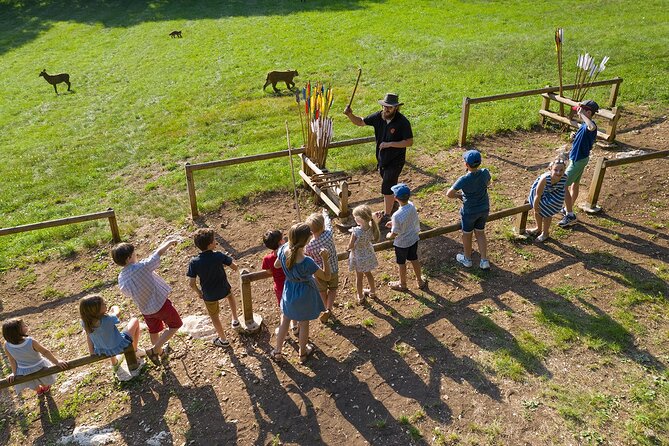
{"left": 347, "top": 68, "right": 362, "bottom": 109}
{"left": 285, "top": 121, "right": 302, "bottom": 221}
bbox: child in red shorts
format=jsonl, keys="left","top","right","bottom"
{"left": 111, "top": 236, "right": 183, "bottom": 366}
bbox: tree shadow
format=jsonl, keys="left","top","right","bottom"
{"left": 0, "top": 0, "right": 385, "bottom": 56}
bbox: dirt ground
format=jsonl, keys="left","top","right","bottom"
{"left": 0, "top": 107, "right": 667, "bottom": 445}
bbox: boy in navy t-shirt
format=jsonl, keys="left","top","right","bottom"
{"left": 187, "top": 228, "right": 239, "bottom": 348}
{"left": 558, "top": 99, "right": 599, "bottom": 227}
{"left": 446, "top": 149, "right": 491, "bottom": 270}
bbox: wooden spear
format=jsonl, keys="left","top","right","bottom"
{"left": 347, "top": 68, "right": 362, "bottom": 109}
{"left": 285, "top": 120, "right": 301, "bottom": 221}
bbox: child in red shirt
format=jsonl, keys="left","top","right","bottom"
{"left": 262, "top": 230, "right": 297, "bottom": 336}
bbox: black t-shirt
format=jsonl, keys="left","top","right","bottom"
{"left": 186, "top": 250, "right": 233, "bottom": 301}
{"left": 363, "top": 111, "right": 413, "bottom": 169}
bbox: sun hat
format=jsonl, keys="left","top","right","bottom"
{"left": 390, "top": 183, "right": 411, "bottom": 199}
{"left": 463, "top": 149, "right": 482, "bottom": 168}
{"left": 378, "top": 93, "right": 403, "bottom": 107}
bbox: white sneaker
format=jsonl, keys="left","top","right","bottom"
{"left": 456, "top": 253, "right": 473, "bottom": 268}
{"left": 480, "top": 259, "right": 490, "bottom": 270}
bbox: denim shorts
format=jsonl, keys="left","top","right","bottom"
{"left": 461, "top": 211, "right": 489, "bottom": 232}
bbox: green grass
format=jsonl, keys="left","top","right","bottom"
{"left": 0, "top": 1, "right": 668, "bottom": 269}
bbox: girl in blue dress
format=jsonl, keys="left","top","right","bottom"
{"left": 80, "top": 294, "right": 143, "bottom": 369}
{"left": 272, "top": 223, "right": 331, "bottom": 364}
{"left": 527, "top": 158, "right": 567, "bottom": 242}
{"left": 2, "top": 318, "right": 68, "bottom": 396}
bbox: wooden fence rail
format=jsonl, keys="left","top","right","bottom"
{"left": 0, "top": 208, "right": 121, "bottom": 242}
{"left": 583, "top": 150, "right": 669, "bottom": 213}
{"left": 185, "top": 136, "right": 375, "bottom": 218}
{"left": 0, "top": 346, "right": 138, "bottom": 390}
{"left": 237, "top": 203, "right": 533, "bottom": 331}
{"left": 459, "top": 77, "right": 623, "bottom": 147}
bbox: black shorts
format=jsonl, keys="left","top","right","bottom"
{"left": 379, "top": 164, "right": 403, "bottom": 195}
{"left": 394, "top": 241, "right": 418, "bottom": 264}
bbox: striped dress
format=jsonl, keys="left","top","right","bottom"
{"left": 528, "top": 173, "right": 567, "bottom": 218}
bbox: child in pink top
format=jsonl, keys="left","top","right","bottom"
{"left": 261, "top": 230, "right": 286, "bottom": 305}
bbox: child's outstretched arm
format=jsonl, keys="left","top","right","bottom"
{"left": 4, "top": 344, "right": 17, "bottom": 382}
{"left": 228, "top": 260, "right": 239, "bottom": 272}
{"left": 32, "top": 339, "right": 68, "bottom": 370}
{"left": 189, "top": 277, "right": 203, "bottom": 298}
{"left": 579, "top": 108, "right": 597, "bottom": 131}
{"left": 446, "top": 186, "right": 463, "bottom": 200}
{"left": 84, "top": 333, "right": 95, "bottom": 356}
{"left": 347, "top": 232, "right": 357, "bottom": 251}
{"left": 156, "top": 236, "right": 180, "bottom": 257}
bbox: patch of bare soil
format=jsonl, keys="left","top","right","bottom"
{"left": 1, "top": 107, "right": 667, "bottom": 445}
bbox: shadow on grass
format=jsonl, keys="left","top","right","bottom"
{"left": 0, "top": 0, "right": 384, "bottom": 56}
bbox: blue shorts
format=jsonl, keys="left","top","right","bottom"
{"left": 461, "top": 211, "right": 489, "bottom": 233}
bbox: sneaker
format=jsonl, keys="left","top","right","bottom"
{"left": 480, "top": 259, "right": 490, "bottom": 270}
{"left": 456, "top": 253, "right": 473, "bottom": 268}
{"left": 213, "top": 337, "right": 231, "bottom": 348}
{"left": 561, "top": 207, "right": 567, "bottom": 216}
{"left": 536, "top": 233, "right": 549, "bottom": 242}
{"left": 231, "top": 320, "right": 241, "bottom": 330}
{"left": 558, "top": 214, "right": 577, "bottom": 227}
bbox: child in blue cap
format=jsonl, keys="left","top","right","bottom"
{"left": 378, "top": 183, "right": 427, "bottom": 292}
{"left": 446, "top": 149, "right": 491, "bottom": 269}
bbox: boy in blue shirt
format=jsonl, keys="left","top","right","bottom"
{"left": 187, "top": 228, "right": 239, "bottom": 348}
{"left": 559, "top": 99, "right": 599, "bottom": 227}
{"left": 446, "top": 149, "right": 491, "bottom": 269}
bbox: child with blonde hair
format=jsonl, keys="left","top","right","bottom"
{"left": 3, "top": 318, "right": 68, "bottom": 396}
{"left": 272, "top": 223, "right": 331, "bottom": 364}
{"left": 347, "top": 205, "right": 380, "bottom": 303}
{"left": 79, "top": 294, "right": 144, "bottom": 368}
{"left": 305, "top": 210, "right": 338, "bottom": 323}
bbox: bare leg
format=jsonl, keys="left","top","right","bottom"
{"left": 564, "top": 185, "right": 574, "bottom": 213}
{"left": 398, "top": 263, "right": 408, "bottom": 288}
{"left": 274, "top": 315, "right": 291, "bottom": 353}
{"left": 364, "top": 272, "right": 376, "bottom": 295}
{"left": 462, "top": 231, "right": 474, "bottom": 259}
{"left": 226, "top": 295, "right": 239, "bottom": 324}
{"left": 319, "top": 290, "right": 327, "bottom": 307}
{"left": 356, "top": 271, "right": 364, "bottom": 301}
{"left": 125, "top": 318, "right": 141, "bottom": 351}
{"left": 326, "top": 288, "right": 337, "bottom": 311}
{"left": 529, "top": 208, "right": 544, "bottom": 233}
{"left": 569, "top": 183, "right": 581, "bottom": 211}
{"left": 210, "top": 314, "right": 227, "bottom": 342}
{"left": 410, "top": 260, "right": 424, "bottom": 287}
{"left": 298, "top": 321, "right": 310, "bottom": 356}
{"left": 151, "top": 328, "right": 178, "bottom": 354}
{"left": 474, "top": 229, "right": 488, "bottom": 260}
{"left": 541, "top": 216, "right": 552, "bottom": 237}
{"left": 383, "top": 194, "right": 395, "bottom": 216}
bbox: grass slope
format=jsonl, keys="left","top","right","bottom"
{"left": 0, "top": 0, "right": 668, "bottom": 269}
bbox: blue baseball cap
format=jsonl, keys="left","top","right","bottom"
{"left": 463, "top": 149, "right": 482, "bottom": 167}
{"left": 391, "top": 183, "right": 411, "bottom": 199}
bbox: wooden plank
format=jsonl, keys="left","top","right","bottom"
{"left": 541, "top": 93, "right": 616, "bottom": 120}
{"left": 298, "top": 170, "right": 341, "bottom": 215}
{"left": 0, "top": 210, "right": 116, "bottom": 237}
{"left": 0, "top": 346, "right": 139, "bottom": 390}
{"left": 458, "top": 97, "right": 470, "bottom": 147}
{"left": 186, "top": 136, "right": 374, "bottom": 172}
{"left": 538, "top": 109, "right": 611, "bottom": 140}
{"left": 604, "top": 149, "right": 669, "bottom": 167}
{"left": 468, "top": 78, "right": 622, "bottom": 104}
{"left": 185, "top": 163, "right": 199, "bottom": 218}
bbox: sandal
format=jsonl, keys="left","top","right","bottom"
{"left": 418, "top": 280, "right": 428, "bottom": 291}
{"left": 146, "top": 347, "right": 161, "bottom": 366}
{"left": 299, "top": 344, "right": 315, "bottom": 364}
{"left": 269, "top": 348, "right": 283, "bottom": 362}
{"left": 525, "top": 228, "right": 540, "bottom": 236}
{"left": 389, "top": 281, "right": 408, "bottom": 292}
{"left": 319, "top": 310, "right": 331, "bottom": 323}
{"left": 213, "top": 337, "right": 231, "bottom": 348}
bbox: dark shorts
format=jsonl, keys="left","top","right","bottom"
{"left": 394, "top": 241, "right": 419, "bottom": 264}
{"left": 379, "top": 164, "right": 403, "bottom": 195}
{"left": 461, "top": 211, "right": 489, "bottom": 232}
{"left": 143, "top": 299, "right": 183, "bottom": 334}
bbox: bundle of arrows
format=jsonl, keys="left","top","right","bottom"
{"left": 572, "top": 53, "right": 610, "bottom": 102}
{"left": 296, "top": 82, "right": 334, "bottom": 168}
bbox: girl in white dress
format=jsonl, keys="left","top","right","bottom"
{"left": 347, "top": 205, "right": 380, "bottom": 304}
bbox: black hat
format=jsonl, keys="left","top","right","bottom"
{"left": 378, "top": 93, "right": 403, "bottom": 107}
{"left": 579, "top": 99, "right": 600, "bottom": 113}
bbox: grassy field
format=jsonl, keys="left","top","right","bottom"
{"left": 0, "top": 0, "right": 668, "bottom": 269}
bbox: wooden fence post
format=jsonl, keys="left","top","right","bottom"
{"left": 185, "top": 163, "right": 199, "bottom": 219}
{"left": 608, "top": 80, "right": 621, "bottom": 108}
{"left": 123, "top": 345, "right": 139, "bottom": 371}
{"left": 458, "top": 97, "right": 471, "bottom": 147}
{"left": 339, "top": 181, "right": 349, "bottom": 217}
{"left": 238, "top": 269, "right": 262, "bottom": 334}
{"left": 107, "top": 208, "right": 121, "bottom": 242}
{"left": 514, "top": 208, "right": 529, "bottom": 235}
{"left": 582, "top": 157, "right": 607, "bottom": 213}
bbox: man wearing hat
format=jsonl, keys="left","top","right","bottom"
{"left": 344, "top": 93, "right": 414, "bottom": 219}
{"left": 559, "top": 99, "right": 599, "bottom": 227}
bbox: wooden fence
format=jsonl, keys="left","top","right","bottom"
{"left": 458, "top": 77, "right": 623, "bottom": 147}
{"left": 0, "top": 208, "right": 121, "bottom": 242}
{"left": 184, "top": 136, "right": 375, "bottom": 218}
{"left": 583, "top": 150, "right": 669, "bottom": 213}
{"left": 237, "top": 203, "right": 533, "bottom": 331}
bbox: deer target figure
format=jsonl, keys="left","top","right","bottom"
{"left": 39, "top": 69, "right": 71, "bottom": 94}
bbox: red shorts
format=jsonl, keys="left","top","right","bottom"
{"left": 142, "top": 299, "right": 183, "bottom": 334}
